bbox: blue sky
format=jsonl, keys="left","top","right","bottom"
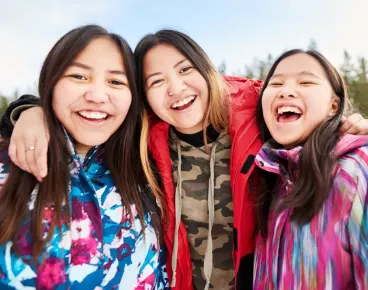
{"left": 1, "top": 0, "right": 367, "bottom": 96}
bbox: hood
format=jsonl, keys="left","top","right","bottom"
{"left": 335, "top": 134, "right": 368, "bottom": 158}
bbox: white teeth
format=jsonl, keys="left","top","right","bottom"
{"left": 277, "top": 106, "right": 302, "bottom": 115}
{"left": 172, "top": 95, "right": 195, "bottom": 108}
{"left": 79, "top": 110, "right": 108, "bottom": 119}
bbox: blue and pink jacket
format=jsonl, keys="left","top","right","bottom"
{"left": 0, "top": 132, "right": 169, "bottom": 289}
{"left": 254, "top": 135, "right": 368, "bottom": 289}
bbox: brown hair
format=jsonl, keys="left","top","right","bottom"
{"left": 135, "top": 29, "right": 229, "bottom": 201}
{"left": 0, "top": 25, "right": 163, "bottom": 259}
{"left": 255, "top": 49, "right": 349, "bottom": 237}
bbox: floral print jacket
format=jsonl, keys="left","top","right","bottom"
{"left": 0, "top": 132, "right": 169, "bottom": 290}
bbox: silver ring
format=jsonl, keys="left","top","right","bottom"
{"left": 26, "top": 146, "right": 35, "bottom": 152}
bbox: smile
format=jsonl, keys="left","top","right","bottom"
{"left": 171, "top": 95, "right": 196, "bottom": 110}
{"left": 78, "top": 110, "right": 109, "bottom": 122}
{"left": 275, "top": 105, "right": 303, "bottom": 123}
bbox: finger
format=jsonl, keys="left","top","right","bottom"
{"left": 35, "top": 136, "right": 49, "bottom": 179}
{"left": 358, "top": 119, "right": 368, "bottom": 135}
{"left": 339, "top": 119, "right": 353, "bottom": 135}
{"left": 345, "top": 122, "right": 362, "bottom": 135}
{"left": 8, "top": 141, "right": 18, "bottom": 167}
{"left": 16, "top": 140, "right": 30, "bottom": 172}
{"left": 21, "top": 134, "right": 38, "bottom": 174}
{"left": 25, "top": 146, "right": 41, "bottom": 181}
{"left": 339, "top": 114, "right": 362, "bottom": 134}
{"left": 344, "top": 114, "right": 363, "bottom": 135}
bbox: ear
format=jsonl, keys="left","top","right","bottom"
{"left": 328, "top": 96, "right": 340, "bottom": 117}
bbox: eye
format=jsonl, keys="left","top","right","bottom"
{"left": 68, "top": 74, "right": 87, "bottom": 80}
{"left": 179, "top": 66, "right": 194, "bottom": 74}
{"left": 150, "top": 79, "right": 164, "bottom": 87}
{"left": 300, "top": 81, "right": 316, "bottom": 85}
{"left": 269, "top": 82, "right": 282, "bottom": 87}
{"left": 109, "top": 79, "right": 126, "bottom": 86}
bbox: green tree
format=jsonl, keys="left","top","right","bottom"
{"left": 258, "top": 60, "right": 267, "bottom": 80}
{"left": 308, "top": 39, "right": 318, "bottom": 51}
{"left": 341, "top": 50, "right": 355, "bottom": 84}
{"left": 218, "top": 60, "right": 227, "bottom": 74}
{"left": 0, "top": 96, "right": 9, "bottom": 117}
{"left": 357, "top": 57, "right": 368, "bottom": 82}
{"left": 244, "top": 65, "right": 254, "bottom": 79}
{"left": 266, "top": 53, "right": 273, "bottom": 68}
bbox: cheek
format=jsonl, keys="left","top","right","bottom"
{"left": 112, "top": 92, "right": 133, "bottom": 119}
{"left": 261, "top": 92, "right": 274, "bottom": 122}
{"left": 192, "top": 73, "right": 208, "bottom": 99}
{"left": 53, "top": 81, "right": 81, "bottom": 112}
{"left": 146, "top": 89, "right": 167, "bottom": 115}
{"left": 52, "top": 84, "right": 71, "bottom": 120}
{"left": 304, "top": 90, "right": 333, "bottom": 120}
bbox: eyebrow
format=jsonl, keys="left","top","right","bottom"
{"left": 271, "top": 70, "right": 321, "bottom": 79}
{"left": 70, "top": 62, "right": 126, "bottom": 76}
{"left": 145, "top": 58, "right": 188, "bottom": 83}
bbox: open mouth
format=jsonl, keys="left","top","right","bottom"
{"left": 78, "top": 110, "right": 110, "bottom": 122}
{"left": 276, "top": 106, "right": 302, "bottom": 123}
{"left": 171, "top": 95, "right": 197, "bottom": 111}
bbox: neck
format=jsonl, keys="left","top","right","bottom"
{"left": 174, "top": 119, "right": 210, "bottom": 135}
{"left": 75, "top": 143, "right": 92, "bottom": 154}
{"left": 173, "top": 124, "right": 220, "bottom": 147}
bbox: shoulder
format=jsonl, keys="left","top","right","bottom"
{"left": 223, "top": 75, "right": 263, "bottom": 104}
{"left": 334, "top": 143, "right": 368, "bottom": 205}
{"left": 223, "top": 75, "right": 263, "bottom": 120}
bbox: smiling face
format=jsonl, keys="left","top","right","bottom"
{"left": 143, "top": 44, "right": 209, "bottom": 134}
{"left": 261, "top": 53, "right": 340, "bottom": 147}
{"left": 52, "top": 37, "right": 132, "bottom": 154}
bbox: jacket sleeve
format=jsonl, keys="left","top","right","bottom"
{"left": 347, "top": 156, "right": 368, "bottom": 289}
{"left": 0, "top": 94, "right": 40, "bottom": 138}
{"left": 0, "top": 154, "right": 37, "bottom": 288}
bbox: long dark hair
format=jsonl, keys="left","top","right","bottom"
{"left": 0, "top": 25, "right": 162, "bottom": 259}
{"left": 255, "top": 49, "right": 349, "bottom": 237}
{"left": 135, "top": 30, "right": 228, "bottom": 199}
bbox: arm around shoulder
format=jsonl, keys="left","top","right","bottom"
{"left": 0, "top": 94, "right": 40, "bottom": 138}
{"left": 346, "top": 145, "right": 368, "bottom": 288}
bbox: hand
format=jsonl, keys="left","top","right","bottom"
{"left": 339, "top": 113, "right": 368, "bottom": 136}
{"left": 8, "top": 107, "right": 49, "bottom": 181}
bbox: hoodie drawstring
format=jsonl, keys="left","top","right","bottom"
{"left": 171, "top": 142, "right": 182, "bottom": 287}
{"left": 171, "top": 142, "right": 218, "bottom": 290}
{"left": 203, "top": 143, "right": 217, "bottom": 290}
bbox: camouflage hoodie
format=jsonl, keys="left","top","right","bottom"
{"left": 169, "top": 127, "right": 234, "bottom": 290}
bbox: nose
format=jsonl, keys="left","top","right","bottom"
{"left": 278, "top": 83, "right": 298, "bottom": 99}
{"left": 84, "top": 81, "right": 109, "bottom": 103}
{"left": 167, "top": 75, "right": 187, "bottom": 96}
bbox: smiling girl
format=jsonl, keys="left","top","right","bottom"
{"left": 254, "top": 49, "right": 368, "bottom": 289}
{"left": 0, "top": 25, "right": 168, "bottom": 289}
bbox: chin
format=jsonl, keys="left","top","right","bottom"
{"left": 273, "top": 136, "right": 301, "bottom": 148}
{"left": 77, "top": 136, "right": 110, "bottom": 147}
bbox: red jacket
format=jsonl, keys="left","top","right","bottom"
{"left": 148, "top": 76, "right": 263, "bottom": 289}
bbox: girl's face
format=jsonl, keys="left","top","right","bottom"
{"left": 53, "top": 37, "right": 132, "bottom": 154}
{"left": 262, "top": 53, "right": 339, "bottom": 148}
{"left": 143, "top": 44, "right": 209, "bottom": 134}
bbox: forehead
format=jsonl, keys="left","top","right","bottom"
{"left": 273, "top": 53, "right": 326, "bottom": 78}
{"left": 143, "top": 44, "right": 186, "bottom": 71}
{"left": 74, "top": 37, "right": 125, "bottom": 69}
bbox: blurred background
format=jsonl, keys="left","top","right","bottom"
{"left": 1, "top": 0, "right": 367, "bottom": 115}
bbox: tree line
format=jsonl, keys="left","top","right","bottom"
{"left": 218, "top": 41, "right": 368, "bottom": 116}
